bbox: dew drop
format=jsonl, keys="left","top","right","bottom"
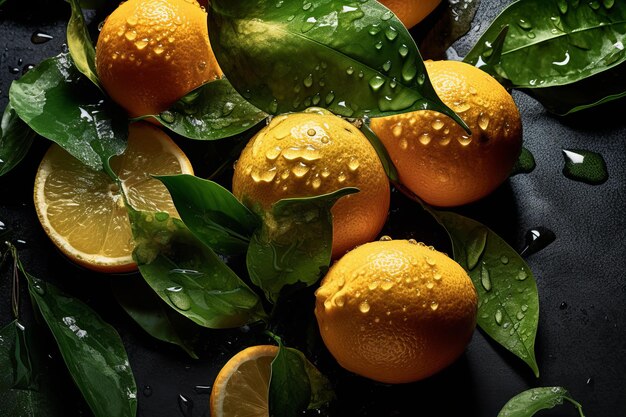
{"left": 517, "top": 269, "right": 528, "bottom": 281}
{"left": 303, "top": 74, "right": 313, "bottom": 87}
{"left": 178, "top": 394, "right": 193, "bottom": 417}
{"left": 398, "top": 44, "right": 409, "bottom": 57}
{"left": 517, "top": 19, "right": 533, "bottom": 30}
{"left": 399, "top": 139, "right": 408, "bottom": 150}
{"left": 135, "top": 39, "right": 149, "bottom": 50}
{"left": 557, "top": 0, "right": 568, "bottom": 13}
{"left": 291, "top": 162, "right": 310, "bottom": 178}
{"left": 520, "top": 226, "right": 556, "bottom": 257}
{"left": 369, "top": 75, "right": 385, "bottom": 91}
{"left": 348, "top": 158, "right": 360, "bottom": 171}
{"left": 392, "top": 123, "right": 403, "bottom": 137}
{"left": 500, "top": 255, "right": 509, "bottom": 265}
{"left": 359, "top": 302, "right": 370, "bottom": 313}
{"left": 478, "top": 113, "right": 490, "bottom": 130}
{"left": 418, "top": 133, "right": 431, "bottom": 145}
{"left": 374, "top": 41, "right": 383, "bottom": 50}
{"left": 31, "top": 31, "right": 54, "bottom": 44}
{"left": 381, "top": 281, "right": 394, "bottom": 290}
{"left": 381, "top": 10, "right": 394, "bottom": 21}
{"left": 143, "top": 385, "right": 153, "bottom": 397}
{"left": 166, "top": 287, "right": 191, "bottom": 311}
{"left": 559, "top": 301, "right": 568, "bottom": 310}
{"left": 384, "top": 26, "right": 398, "bottom": 41}
{"left": 325, "top": 91, "right": 335, "bottom": 105}
{"left": 430, "top": 301, "right": 439, "bottom": 311}
{"left": 160, "top": 110, "right": 176, "bottom": 123}
{"left": 379, "top": 235, "right": 392, "bottom": 241}
{"left": 382, "top": 60, "right": 392, "bottom": 72}
{"left": 431, "top": 119, "right": 445, "bottom": 130}
{"left": 495, "top": 309, "right": 503, "bottom": 325}
{"left": 480, "top": 264, "right": 492, "bottom": 292}
{"left": 426, "top": 282, "right": 434, "bottom": 289}
{"left": 562, "top": 149, "right": 608, "bottom": 185}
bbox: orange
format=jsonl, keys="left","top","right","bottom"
{"left": 379, "top": 0, "right": 442, "bottom": 29}
{"left": 315, "top": 238, "right": 477, "bottom": 383}
{"left": 209, "top": 345, "right": 279, "bottom": 417}
{"left": 232, "top": 108, "right": 390, "bottom": 259}
{"left": 95, "top": 0, "right": 222, "bottom": 118}
{"left": 33, "top": 122, "right": 194, "bottom": 273}
{"left": 370, "top": 60, "right": 522, "bottom": 207}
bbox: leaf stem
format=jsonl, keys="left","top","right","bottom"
{"left": 564, "top": 396, "right": 586, "bottom": 417}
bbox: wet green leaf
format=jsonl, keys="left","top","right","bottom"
{"left": 156, "top": 174, "right": 260, "bottom": 256}
{"left": 247, "top": 188, "right": 358, "bottom": 303}
{"left": 129, "top": 208, "right": 266, "bottom": 328}
{"left": 141, "top": 79, "right": 268, "bottom": 140}
{"left": 432, "top": 210, "right": 540, "bottom": 377}
{"left": 292, "top": 349, "right": 335, "bottom": 409}
{"left": 269, "top": 341, "right": 311, "bottom": 417}
{"left": 359, "top": 118, "right": 398, "bottom": 182}
{"left": 0, "top": 388, "right": 65, "bottom": 417}
{"left": 67, "top": 0, "right": 100, "bottom": 89}
{"left": 208, "top": 0, "right": 467, "bottom": 131}
{"left": 21, "top": 274, "right": 137, "bottom": 417}
{"left": 110, "top": 275, "right": 200, "bottom": 359}
{"left": 498, "top": 386, "right": 586, "bottom": 417}
{"left": 9, "top": 53, "right": 127, "bottom": 173}
{"left": 0, "top": 104, "right": 36, "bottom": 177}
{"left": 465, "top": 0, "right": 626, "bottom": 88}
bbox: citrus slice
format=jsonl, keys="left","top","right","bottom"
{"left": 210, "top": 345, "right": 279, "bottom": 417}
{"left": 33, "top": 122, "right": 194, "bottom": 273}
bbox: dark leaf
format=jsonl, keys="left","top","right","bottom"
{"left": 498, "top": 386, "right": 586, "bottom": 417}
{"left": 143, "top": 79, "right": 268, "bottom": 140}
{"left": 0, "top": 104, "right": 36, "bottom": 177}
{"left": 432, "top": 210, "right": 540, "bottom": 377}
{"left": 9, "top": 53, "right": 127, "bottom": 173}
{"left": 157, "top": 174, "right": 260, "bottom": 256}
{"left": 247, "top": 187, "right": 358, "bottom": 303}
{"left": 67, "top": 0, "right": 100, "bottom": 89}
{"left": 208, "top": 0, "right": 468, "bottom": 131}
{"left": 110, "top": 275, "right": 200, "bottom": 359}
{"left": 130, "top": 208, "right": 266, "bottom": 328}
{"left": 0, "top": 388, "right": 65, "bottom": 417}
{"left": 465, "top": 0, "right": 626, "bottom": 88}
{"left": 359, "top": 118, "right": 398, "bottom": 182}
{"left": 269, "top": 341, "right": 311, "bottom": 417}
{"left": 22, "top": 273, "right": 137, "bottom": 417}
{"left": 292, "top": 349, "right": 335, "bottom": 409}
{"left": 0, "top": 320, "right": 18, "bottom": 391}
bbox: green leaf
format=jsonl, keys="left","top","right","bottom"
{"left": 359, "top": 118, "right": 398, "bottom": 182}
{"left": 498, "top": 386, "right": 586, "bottom": 417}
{"left": 129, "top": 208, "right": 266, "bottom": 328}
{"left": 524, "top": 61, "right": 626, "bottom": 115}
{"left": 110, "top": 275, "right": 200, "bottom": 359}
{"left": 0, "top": 320, "right": 18, "bottom": 391}
{"left": 67, "top": 0, "right": 100, "bottom": 89}
{"left": 208, "top": 0, "right": 468, "bottom": 131}
{"left": 156, "top": 174, "right": 260, "bottom": 256}
{"left": 292, "top": 349, "right": 335, "bottom": 409}
{"left": 0, "top": 388, "right": 65, "bottom": 417}
{"left": 22, "top": 274, "right": 137, "bottom": 417}
{"left": 9, "top": 53, "right": 127, "bottom": 172}
{"left": 432, "top": 210, "right": 540, "bottom": 377}
{"left": 247, "top": 187, "right": 358, "bottom": 303}
{"left": 269, "top": 342, "right": 311, "bottom": 417}
{"left": 142, "top": 79, "right": 268, "bottom": 140}
{"left": 0, "top": 104, "right": 36, "bottom": 177}
{"left": 464, "top": 0, "right": 626, "bottom": 88}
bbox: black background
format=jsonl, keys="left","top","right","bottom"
{"left": 1, "top": 0, "right": 625, "bottom": 416}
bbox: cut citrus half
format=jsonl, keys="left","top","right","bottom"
{"left": 210, "top": 345, "right": 279, "bottom": 417}
{"left": 33, "top": 122, "right": 194, "bottom": 273}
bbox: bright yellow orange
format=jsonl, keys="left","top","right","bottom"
{"left": 95, "top": 0, "right": 222, "bottom": 118}
{"left": 232, "top": 108, "right": 390, "bottom": 259}
{"left": 370, "top": 60, "right": 522, "bottom": 207}
{"left": 210, "top": 345, "right": 279, "bottom": 417}
{"left": 379, "top": 0, "right": 442, "bottom": 29}
{"left": 315, "top": 238, "right": 477, "bottom": 383}
{"left": 33, "top": 122, "right": 194, "bottom": 273}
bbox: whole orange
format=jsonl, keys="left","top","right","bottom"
{"left": 370, "top": 60, "right": 522, "bottom": 207}
{"left": 379, "top": 0, "right": 442, "bottom": 29}
{"left": 315, "top": 239, "right": 477, "bottom": 383}
{"left": 95, "top": 0, "right": 222, "bottom": 118}
{"left": 232, "top": 108, "right": 390, "bottom": 259}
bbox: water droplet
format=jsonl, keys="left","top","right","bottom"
{"left": 586, "top": 377, "right": 594, "bottom": 385}
{"left": 517, "top": 19, "right": 533, "bottom": 30}
{"left": 125, "top": 30, "right": 137, "bottom": 41}
{"left": 381, "top": 10, "right": 394, "bottom": 21}
{"left": 392, "top": 123, "right": 403, "bottom": 137}
{"left": 143, "top": 386, "right": 153, "bottom": 397}
{"left": 194, "top": 385, "right": 211, "bottom": 395}
{"left": 399, "top": 139, "right": 408, "bottom": 150}
{"left": 335, "top": 295, "right": 345, "bottom": 307}
{"left": 426, "top": 281, "right": 434, "bottom": 289}
{"left": 527, "top": 31, "right": 536, "bottom": 39}
{"left": 31, "top": 31, "right": 54, "bottom": 44}
{"left": 374, "top": 41, "right": 383, "bottom": 50}
{"left": 559, "top": 301, "right": 568, "bottom": 310}
{"left": 348, "top": 158, "right": 360, "bottom": 171}
{"left": 178, "top": 394, "right": 193, "bottom": 417}
{"left": 135, "top": 39, "right": 148, "bottom": 50}
{"left": 562, "top": 149, "right": 608, "bottom": 185}
{"left": 495, "top": 309, "right": 503, "bottom": 325}
{"left": 307, "top": 128, "right": 316, "bottom": 136}
{"left": 398, "top": 44, "right": 409, "bottom": 57}
{"left": 603, "top": 0, "right": 614, "bottom": 8}
{"left": 268, "top": 99, "right": 278, "bottom": 114}
{"left": 478, "top": 113, "right": 490, "bottom": 130}
{"left": 302, "top": 2, "right": 312, "bottom": 10}
{"left": 22, "top": 64, "right": 35, "bottom": 75}
{"left": 303, "top": 74, "right": 313, "bottom": 87}
{"left": 359, "top": 301, "right": 370, "bottom": 313}
{"left": 589, "top": 0, "right": 600, "bottom": 10}
{"left": 381, "top": 281, "right": 394, "bottom": 290}
{"left": 520, "top": 226, "right": 556, "bottom": 257}
{"left": 517, "top": 269, "right": 528, "bottom": 281}
{"left": 511, "top": 147, "right": 536, "bottom": 176}
{"left": 516, "top": 311, "right": 525, "bottom": 320}
{"left": 379, "top": 235, "right": 392, "bottom": 241}
{"left": 480, "top": 265, "right": 492, "bottom": 292}
{"left": 384, "top": 26, "right": 398, "bottom": 41}
{"left": 431, "top": 119, "right": 445, "bottom": 130}
{"left": 418, "top": 133, "right": 431, "bottom": 145}
{"left": 500, "top": 255, "right": 509, "bottom": 265}
{"left": 369, "top": 76, "right": 385, "bottom": 91}
{"left": 425, "top": 257, "right": 436, "bottom": 266}
{"left": 382, "top": 60, "right": 392, "bottom": 72}
{"left": 346, "top": 66, "right": 355, "bottom": 76}
{"left": 8, "top": 66, "right": 20, "bottom": 75}
{"left": 325, "top": 91, "right": 335, "bottom": 105}
{"left": 166, "top": 287, "right": 192, "bottom": 311}
{"left": 557, "top": 0, "right": 568, "bottom": 13}
{"left": 368, "top": 24, "right": 381, "bottom": 35}
{"left": 467, "top": 226, "right": 488, "bottom": 270}
{"left": 292, "top": 162, "right": 310, "bottom": 178}
{"left": 430, "top": 301, "right": 439, "bottom": 311}
{"left": 311, "top": 177, "right": 322, "bottom": 189}
{"left": 160, "top": 110, "right": 176, "bottom": 123}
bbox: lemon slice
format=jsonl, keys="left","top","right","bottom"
{"left": 33, "top": 122, "right": 194, "bottom": 273}
{"left": 210, "top": 345, "right": 279, "bottom": 417}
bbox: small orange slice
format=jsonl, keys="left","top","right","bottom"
{"left": 210, "top": 345, "right": 279, "bottom": 417}
{"left": 33, "top": 122, "right": 194, "bottom": 273}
